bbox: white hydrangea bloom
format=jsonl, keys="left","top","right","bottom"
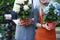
{"left": 13, "top": 0, "right": 24, "bottom": 13}
{"left": 23, "top": 5, "right": 29, "bottom": 11}
{"left": 20, "top": 1, "right": 24, "bottom": 4}
{"left": 13, "top": 4, "right": 20, "bottom": 13}
{"left": 24, "top": 0, "right": 27, "bottom": 1}
{"left": 13, "top": 0, "right": 25, "bottom": 13}
{"left": 15, "top": 0, "right": 24, "bottom": 4}
{"left": 28, "top": 0, "right": 32, "bottom": 5}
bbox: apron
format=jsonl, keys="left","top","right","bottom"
{"left": 35, "top": 11, "right": 56, "bottom": 40}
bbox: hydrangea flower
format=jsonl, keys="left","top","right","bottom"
{"left": 55, "top": 3, "right": 60, "bottom": 9}
{"left": 54, "top": 9, "right": 60, "bottom": 16}
{"left": 15, "top": 0, "right": 31, "bottom": 19}
{"left": 44, "top": 1, "right": 60, "bottom": 15}
{"left": 43, "top": 1, "right": 60, "bottom": 22}
{"left": 43, "top": 6, "right": 49, "bottom": 14}
{"left": 23, "top": 5, "right": 29, "bottom": 11}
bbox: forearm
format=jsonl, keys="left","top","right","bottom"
{"left": 36, "top": 23, "right": 42, "bottom": 27}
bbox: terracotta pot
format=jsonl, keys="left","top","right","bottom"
{"left": 47, "top": 22, "right": 56, "bottom": 29}
{"left": 20, "top": 18, "right": 29, "bottom": 24}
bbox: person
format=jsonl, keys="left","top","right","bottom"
{"left": 34, "top": 0, "right": 59, "bottom": 40}
{"left": 13, "top": 0, "right": 39, "bottom": 40}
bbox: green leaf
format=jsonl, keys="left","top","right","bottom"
{"left": 21, "top": 15, "right": 26, "bottom": 20}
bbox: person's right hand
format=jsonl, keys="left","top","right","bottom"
{"left": 42, "top": 23, "right": 51, "bottom": 30}
{"left": 19, "top": 19, "right": 26, "bottom": 26}
{"left": 20, "top": 18, "right": 33, "bottom": 26}
{"left": 25, "top": 19, "right": 33, "bottom": 26}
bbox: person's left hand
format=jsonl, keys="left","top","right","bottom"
{"left": 25, "top": 18, "right": 33, "bottom": 26}
{"left": 53, "top": 21, "right": 58, "bottom": 26}
{"left": 42, "top": 23, "right": 51, "bottom": 30}
{"left": 20, "top": 18, "right": 33, "bottom": 26}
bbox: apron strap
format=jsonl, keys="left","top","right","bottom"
{"left": 38, "top": 9, "right": 44, "bottom": 24}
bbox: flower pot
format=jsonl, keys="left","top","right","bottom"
{"left": 20, "top": 18, "right": 29, "bottom": 25}
{"left": 47, "top": 22, "right": 56, "bottom": 29}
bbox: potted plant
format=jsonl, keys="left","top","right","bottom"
{"left": 44, "top": 4, "right": 59, "bottom": 29}
{"left": 16, "top": 0, "right": 32, "bottom": 25}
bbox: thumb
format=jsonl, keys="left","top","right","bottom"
{"left": 46, "top": 26, "right": 51, "bottom": 30}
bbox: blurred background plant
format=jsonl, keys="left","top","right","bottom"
{"left": 55, "top": 0, "right": 60, "bottom": 27}
{"left": 0, "top": 0, "right": 15, "bottom": 13}
{"left": 0, "top": 0, "right": 15, "bottom": 40}
{"left": 55, "top": 0, "right": 60, "bottom": 3}
{"left": 0, "top": 0, "right": 15, "bottom": 21}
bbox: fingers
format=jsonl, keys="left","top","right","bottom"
{"left": 46, "top": 26, "right": 51, "bottom": 30}
{"left": 20, "top": 19, "right": 26, "bottom": 26}
{"left": 44, "top": 24, "right": 51, "bottom": 30}
{"left": 20, "top": 18, "right": 33, "bottom": 26}
{"left": 29, "top": 19, "right": 33, "bottom": 24}
{"left": 20, "top": 21, "right": 25, "bottom": 25}
{"left": 20, "top": 22, "right": 26, "bottom": 25}
{"left": 42, "top": 23, "right": 51, "bottom": 30}
{"left": 25, "top": 19, "right": 33, "bottom": 26}
{"left": 36, "top": 23, "right": 42, "bottom": 27}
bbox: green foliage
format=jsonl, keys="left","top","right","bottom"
{"left": 0, "top": 25, "right": 5, "bottom": 38}
{"left": 0, "top": 0, "right": 15, "bottom": 24}
{"left": 16, "top": 0, "right": 32, "bottom": 20}
{"left": 55, "top": 0, "right": 60, "bottom": 3}
{"left": 0, "top": 0, "right": 15, "bottom": 6}
{"left": 44, "top": 4, "right": 58, "bottom": 22}
{"left": 0, "top": 0, "right": 15, "bottom": 14}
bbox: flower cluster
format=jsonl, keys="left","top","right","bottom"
{"left": 43, "top": 3, "right": 60, "bottom": 22}
{"left": 16, "top": 0, "right": 31, "bottom": 19}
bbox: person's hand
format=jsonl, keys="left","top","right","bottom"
{"left": 25, "top": 18, "right": 33, "bottom": 26}
{"left": 36, "top": 23, "right": 51, "bottom": 30}
{"left": 36, "top": 23, "right": 42, "bottom": 27}
{"left": 53, "top": 21, "right": 58, "bottom": 26}
{"left": 20, "top": 18, "right": 33, "bottom": 26}
{"left": 19, "top": 20, "right": 26, "bottom": 26}
{"left": 42, "top": 23, "right": 51, "bottom": 30}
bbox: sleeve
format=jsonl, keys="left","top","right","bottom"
{"left": 33, "top": 0, "right": 40, "bottom": 9}
{"left": 32, "top": 0, "right": 39, "bottom": 27}
{"left": 33, "top": 8, "right": 39, "bottom": 27}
